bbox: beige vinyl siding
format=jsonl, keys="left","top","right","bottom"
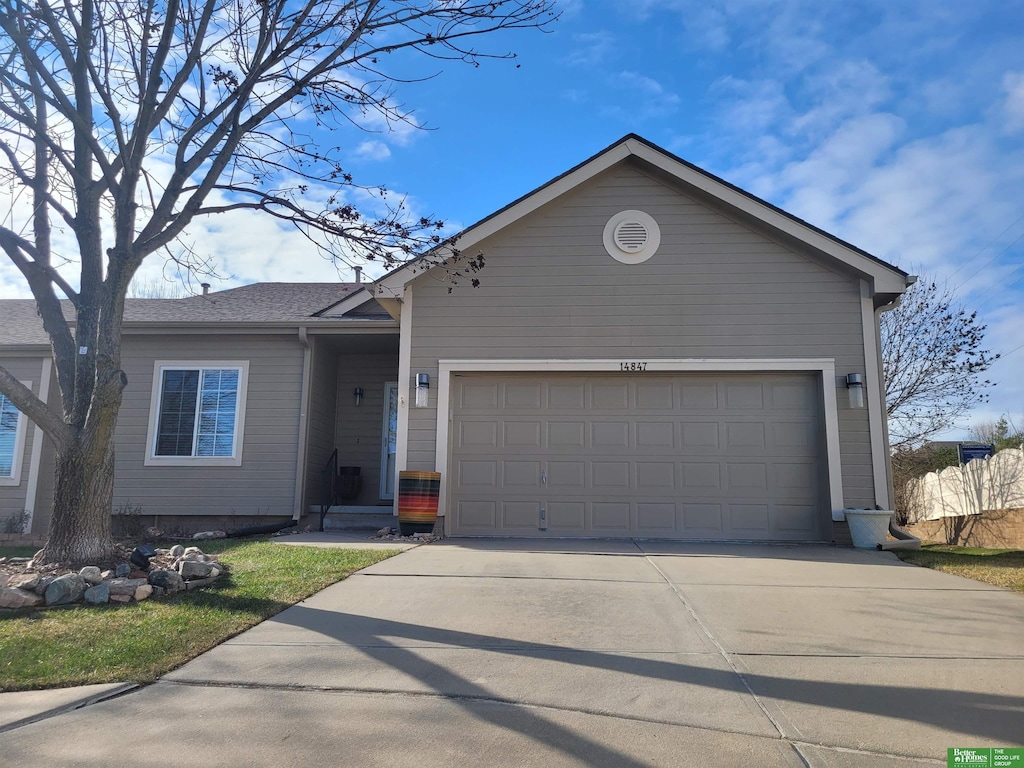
{"left": 408, "top": 160, "right": 877, "bottom": 509}
{"left": 112, "top": 334, "right": 304, "bottom": 519}
{"left": 0, "top": 357, "right": 42, "bottom": 522}
{"left": 304, "top": 339, "right": 339, "bottom": 510}
{"left": 333, "top": 353, "right": 400, "bottom": 505}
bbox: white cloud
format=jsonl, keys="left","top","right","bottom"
{"left": 561, "top": 31, "right": 614, "bottom": 67}
{"left": 1002, "top": 72, "right": 1024, "bottom": 132}
{"left": 353, "top": 140, "right": 392, "bottom": 161}
{"left": 605, "top": 71, "right": 680, "bottom": 119}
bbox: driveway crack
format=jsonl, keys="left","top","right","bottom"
{"left": 637, "top": 544, "right": 796, "bottom": 743}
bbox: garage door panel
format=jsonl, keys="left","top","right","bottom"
{"left": 505, "top": 382, "right": 542, "bottom": 408}
{"left": 592, "top": 382, "right": 629, "bottom": 408}
{"left": 461, "top": 382, "right": 499, "bottom": 408}
{"left": 457, "top": 501, "right": 497, "bottom": 529}
{"left": 503, "top": 461, "right": 541, "bottom": 487}
{"left": 682, "top": 462, "right": 721, "bottom": 489}
{"left": 772, "top": 421, "right": 814, "bottom": 449}
{"left": 459, "top": 460, "right": 497, "bottom": 487}
{"left": 549, "top": 382, "right": 585, "bottom": 408}
{"left": 726, "top": 463, "right": 768, "bottom": 491}
{"left": 637, "top": 503, "right": 676, "bottom": 530}
{"left": 593, "top": 461, "right": 630, "bottom": 488}
{"left": 504, "top": 421, "right": 541, "bottom": 447}
{"left": 548, "top": 501, "right": 586, "bottom": 529}
{"left": 547, "top": 461, "right": 585, "bottom": 489}
{"left": 636, "top": 381, "right": 673, "bottom": 409}
{"left": 636, "top": 461, "right": 676, "bottom": 490}
{"left": 503, "top": 501, "right": 540, "bottom": 529}
{"left": 449, "top": 373, "right": 826, "bottom": 541}
{"left": 593, "top": 502, "right": 631, "bottom": 529}
{"left": 776, "top": 505, "right": 819, "bottom": 532}
{"left": 681, "top": 422, "right": 720, "bottom": 450}
{"left": 636, "top": 421, "right": 675, "bottom": 449}
{"left": 729, "top": 504, "right": 770, "bottom": 531}
{"left": 549, "top": 421, "right": 585, "bottom": 448}
{"left": 592, "top": 421, "right": 629, "bottom": 448}
{"left": 683, "top": 503, "right": 723, "bottom": 530}
{"left": 459, "top": 421, "right": 498, "bottom": 448}
{"left": 725, "top": 422, "right": 766, "bottom": 450}
{"left": 725, "top": 383, "right": 764, "bottom": 409}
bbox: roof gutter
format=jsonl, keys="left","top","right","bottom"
{"left": 292, "top": 327, "right": 313, "bottom": 522}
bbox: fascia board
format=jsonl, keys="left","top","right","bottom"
{"left": 375, "top": 143, "right": 634, "bottom": 298}
{"left": 625, "top": 139, "right": 907, "bottom": 293}
{"left": 316, "top": 288, "right": 371, "bottom": 316}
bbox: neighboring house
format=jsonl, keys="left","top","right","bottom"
{"left": 0, "top": 134, "right": 910, "bottom": 542}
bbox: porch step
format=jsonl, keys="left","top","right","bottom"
{"left": 318, "top": 505, "right": 396, "bottom": 532}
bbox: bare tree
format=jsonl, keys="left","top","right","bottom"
{"left": 0, "top": 0, "right": 555, "bottom": 564}
{"left": 881, "top": 279, "right": 999, "bottom": 451}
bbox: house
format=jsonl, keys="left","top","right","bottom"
{"left": 0, "top": 134, "right": 910, "bottom": 542}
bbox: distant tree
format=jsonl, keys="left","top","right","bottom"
{"left": 127, "top": 277, "right": 186, "bottom": 300}
{"left": 891, "top": 443, "right": 960, "bottom": 524}
{"left": 0, "top": 0, "right": 555, "bottom": 565}
{"left": 881, "top": 279, "right": 999, "bottom": 451}
{"left": 969, "top": 416, "right": 1024, "bottom": 452}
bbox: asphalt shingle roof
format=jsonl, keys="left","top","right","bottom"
{"left": 1, "top": 283, "right": 372, "bottom": 347}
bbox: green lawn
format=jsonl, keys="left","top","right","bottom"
{"left": 896, "top": 544, "right": 1024, "bottom": 592}
{"left": 0, "top": 539, "right": 398, "bottom": 691}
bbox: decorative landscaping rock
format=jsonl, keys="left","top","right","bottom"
{"left": 192, "top": 530, "right": 226, "bottom": 540}
{"left": 1, "top": 587, "right": 43, "bottom": 609}
{"left": 9, "top": 573, "right": 39, "bottom": 591}
{"left": 45, "top": 573, "right": 87, "bottom": 606}
{"left": 79, "top": 566, "right": 104, "bottom": 585}
{"left": 177, "top": 560, "right": 214, "bottom": 579}
{"left": 148, "top": 569, "right": 185, "bottom": 593}
{"left": 107, "top": 577, "right": 148, "bottom": 597}
{"left": 2, "top": 545, "right": 224, "bottom": 611}
{"left": 84, "top": 583, "right": 110, "bottom": 605}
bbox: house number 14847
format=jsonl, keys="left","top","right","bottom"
{"left": 620, "top": 362, "right": 648, "bottom": 372}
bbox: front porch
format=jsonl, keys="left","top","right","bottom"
{"left": 302, "top": 333, "right": 400, "bottom": 530}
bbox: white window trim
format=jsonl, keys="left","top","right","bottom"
{"left": 0, "top": 380, "right": 31, "bottom": 486}
{"left": 379, "top": 381, "right": 399, "bottom": 500}
{"left": 144, "top": 361, "right": 249, "bottom": 467}
{"left": 432, "top": 359, "right": 846, "bottom": 532}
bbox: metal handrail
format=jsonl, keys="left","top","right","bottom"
{"left": 319, "top": 448, "right": 338, "bottom": 532}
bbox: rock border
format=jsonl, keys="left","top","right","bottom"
{"left": 0, "top": 545, "right": 226, "bottom": 610}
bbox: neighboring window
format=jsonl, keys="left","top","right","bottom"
{"left": 146, "top": 363, "right": 248, "bottom": 466}
{"left": 0, "top": 388, "right": 28, "bottom": 484}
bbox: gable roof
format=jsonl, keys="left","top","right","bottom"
{"left": 373, "top": 134, "right": 910, "bottom": 302}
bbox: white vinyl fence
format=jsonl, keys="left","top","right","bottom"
{"left": 906, "top": 448, "right": 1024, "bottom": 522}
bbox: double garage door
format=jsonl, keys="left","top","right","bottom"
{"left": 448, "top": 372, "right": 828, "bottom": 541}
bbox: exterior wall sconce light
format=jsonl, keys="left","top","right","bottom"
{"left": 353, "top": 387, "right": 364, "bottom": 407}
{"left": 846, "top": 373, "right": 865, "bottom": 409}
{"left": 415, "top": 373, "right": 430, "bottom": 408}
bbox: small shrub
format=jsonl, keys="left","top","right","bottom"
{"left": 2, "top": 510, "right": 30, "bottom": 534}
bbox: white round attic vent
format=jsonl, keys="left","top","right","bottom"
{"left": 603, "top": 210, "right": 660, "bottom": 264}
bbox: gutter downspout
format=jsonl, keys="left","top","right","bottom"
{"left": 880, "top": 517, "right": 921, "bottom": 551}
{"left": 292, "top": 327, "right": 313, "bottom": 522}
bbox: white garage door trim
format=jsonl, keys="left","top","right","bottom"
{"left": 435, "top": 358, "right": 844, "bottom": 533}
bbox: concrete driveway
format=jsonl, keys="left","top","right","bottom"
{"left": 3, "top": 539, "right": 1023, "bottom": 766}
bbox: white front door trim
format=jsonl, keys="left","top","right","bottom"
{"left": 434, "top": 358, "right": 846, "bottom": 532}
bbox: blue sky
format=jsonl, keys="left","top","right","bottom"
{"left": 2, "top": 0, "right": 1023, "bottom": 438}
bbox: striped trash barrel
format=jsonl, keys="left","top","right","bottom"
{"left": 398, "top": 471, "right": 441, "bottom": 536}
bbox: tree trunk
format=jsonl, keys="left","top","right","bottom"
{"left": 38, "top": 430, "right": 117, "bottom": 566}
